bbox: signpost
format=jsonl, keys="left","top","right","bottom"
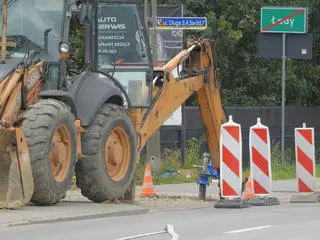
{"left": 144, "top": 0, "right": 161, "bottom": 175}
{"left": 156, "top": 17, "right": 207, "bottom": 30}
{"left": 259, "top": 7, "right": 309, "bottom": 167}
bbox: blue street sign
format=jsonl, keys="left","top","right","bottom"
{"left": 156, "top": 17, "right": 207, "bottom": 30}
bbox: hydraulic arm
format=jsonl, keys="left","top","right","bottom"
{"left": 130, "top": 37, "right": 226, "bottom": 169}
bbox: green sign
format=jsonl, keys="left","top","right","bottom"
{"left": 261, "top": 7, "right": 308, "bottom": 34}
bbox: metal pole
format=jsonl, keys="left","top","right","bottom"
{"left": 146, "top": 0, "right": 161, "bottom": 174}
{"left": 151, "top": 0, "right": 157, "bottom": 63}
{"left": 181, "top": 104, "right": 186, "bottom": 166}
{"left": 1, "top": 0, "right": 8, "bottom": 63}
{"left": 281, "top": 33, "right": 286, "bottom": 167}
{"left": 180, "top": 4, "right": 185, "bottom": 166}
{"left": 144, "top": 0, "right": 148, "bottom": 33}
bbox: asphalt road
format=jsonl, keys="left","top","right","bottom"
{"left": 1, "top": 202, "right": 320, "bottom": 240}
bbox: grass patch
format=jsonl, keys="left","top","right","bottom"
{"left": 153, "top": 175, "right": 198, "bottom": 185}
{"left": 161, "top": 148, "right": 182, "bottom": 172}
{"left": 136, "top": 160, "right": 147, "bottom": 186}
{"left": 136, "top": 162, "right": 198, "bottom": 185}
{"left": 316, "top": 165, "right": 320, "bottom": 177}
{"left": 243, "top": 168, "right": 250, "bottom": 177}
{"left": 136, "top": 137, "right": 205, "bottom": 185}
{"left": 243, "top": 141, "right": 296, "bottom": 180}
{"left": 270, "top": 160, "right": 296, "bottom": 180}
{"left": 245, "top": 163, "right": 320, "bottom": 180}
{"left": 184, "top": 136, "right": 205, "bottom": 168}
{"left": 270, "top": 141, "right": 296, "bottom": 180}
{"left": 244, "top": 141, "right": 320, "bottom": 180}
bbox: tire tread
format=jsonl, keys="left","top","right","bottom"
{"left": 75, "top": 103, "right": 136, "bottom": 202}
{"left": 22, "top": 99, "right": 76, "bottom": 205}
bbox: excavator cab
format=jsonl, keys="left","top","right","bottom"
{"left": 0, "top": 0, "right": 70, "bottom": 63}
{"left": 0, "top": 1, "right": 63, "bottom": 60}
{"left": 94, "top": 0, "right": 153, "bottom": 108}
{"left": 0, "top": 0, "right": 73, "bottom": 91}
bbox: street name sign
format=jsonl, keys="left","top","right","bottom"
{"left": 260, "top": 7, "right": 307, "bottom": 34}
{"left": 156, "top": 17, "right": 207, "bottom": 30}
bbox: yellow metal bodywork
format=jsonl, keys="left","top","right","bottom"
{"left": 75, "top": 120, "right": 85, "bottom": 160}
{"left": 0, "top": 37, "right": 225, "bottom": 208}
{"left": 0, "top": 62, "right": 44, "bottom": 209}
{"left": 0, "top": 62, "right": 43, "bottom": 123}
{"left": 130, "top": 38, "right": 226, "bottom": 169}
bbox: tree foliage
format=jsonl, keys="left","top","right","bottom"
{"left": 70, "top": 0, "right": 320, "bottom": 106}
{"left": 156, "top": 0, "right": 320, "bottom": 106}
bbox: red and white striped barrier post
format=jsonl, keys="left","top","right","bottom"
{"left": 215, "top": 115, "right": 249, "bottom": 208}
{"left": 220, "top": 115, "right": 242, "bottom": 198}
{"left": 291, "top": 123, "right": 319, "bottom": 203}
{"left": 248, "top": 118, "right": 279, "bottom": 206}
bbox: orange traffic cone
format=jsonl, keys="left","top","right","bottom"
{"left": 242, "top": 176, "right": 255, "bottom": 199}
{"left": 140, "top": 163, "right": 157, "bottom": 198}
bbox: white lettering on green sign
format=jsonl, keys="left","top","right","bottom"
{"left": 270, "top": 16, "right": 295, "bottom": 28}
{"left": 260, "top": 7, "right": 308, "bottom": 34}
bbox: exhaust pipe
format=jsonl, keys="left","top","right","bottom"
{"left": 1, "top": 0, "right": 7, "bottom": 63}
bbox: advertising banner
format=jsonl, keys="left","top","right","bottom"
{"left": 141, "top": 5, "right": 183, "bottom": 62}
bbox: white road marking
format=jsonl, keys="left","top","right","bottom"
{"left": 224, "top": 225, "right": 272, "bottom": 234}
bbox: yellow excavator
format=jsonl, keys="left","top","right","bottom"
{"left": 0, "top": 0, "right": 226, "bottom": 209}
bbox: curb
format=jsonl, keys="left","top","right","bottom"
{"left": 152, "top": 193, "right": 293, "bottom": 204}
{"left": 146, "top": 194, "right": 220, "bottom": 201}
{"left": 273, "top": 190, "right": 296, "bottom": 193}
{"left": 0, "top": 207, "right": 149, "bottom": 229}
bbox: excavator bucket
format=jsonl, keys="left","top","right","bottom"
{"left": 0, "top": 127, "right": 34, "bottom": 209}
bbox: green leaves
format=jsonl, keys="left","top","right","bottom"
{"left": 69, "top": 0, "right": 320, "bottom": 107}
{"left": 68, "top": 18, "right": 85, "bottom": 71}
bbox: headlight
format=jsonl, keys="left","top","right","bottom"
{"left": 59, "top": 42, "right": 70, "bottom": 54}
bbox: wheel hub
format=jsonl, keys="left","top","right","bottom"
{"left": 49, "top": 124, "right": 72, "bottom": 182}
{"left": 105, "top": 127, "right": 130, "bottom": 181}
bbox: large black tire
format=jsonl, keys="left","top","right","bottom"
{"left": 75, "top": 103, "right": 137, "bottom": 202}
{"left": 22, "top": 99, "right": 77, "bottom": 205}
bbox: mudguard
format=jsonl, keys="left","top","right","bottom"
{"left": 40, "top": 71, "right": 124, "bottom": 126}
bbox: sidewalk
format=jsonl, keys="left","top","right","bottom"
{"left": 1, "top": 179, "right": 319, "bottom": 228}
{"left": 0, "top": 200, "right": 148, "bottom": 228}
{"left": 137, "top": 179, "right": 320, "bottom": 200}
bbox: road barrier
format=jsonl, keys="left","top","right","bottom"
{"left": 291, "top": 123, "right": 319, "bottom": 203}
{"left": 249, "top": 118, "right": 272, "bottom": 195}
{"left": 295, "top": 123, "right": 316, "bottom": 193}
{"left": 220, "top": 115, "right": 242, "bottom": 198}
{"left": 214, "top": 118, "right": 320, "bottom": 206}
{"left": 248, "top": 118, "right": 279, "bottom": 206}
{"left": 215, "top": 116, "right": 249, "bottom": 208}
